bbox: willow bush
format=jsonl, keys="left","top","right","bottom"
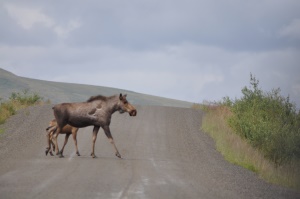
{"left": 226, "top": 74, "right": 300, "bottom": 165}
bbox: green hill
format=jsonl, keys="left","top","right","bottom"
{"left": 0, "top": 68, "right": 192, "bottom": 107}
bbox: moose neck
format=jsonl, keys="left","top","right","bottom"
{"left": 104, "top": 95, "right": 120, "bottom": 115}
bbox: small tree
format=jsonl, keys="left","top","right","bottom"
{"left": 227, "top": 74, "right": 300, "bottom": 165}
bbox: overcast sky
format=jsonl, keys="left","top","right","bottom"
{"left": 0, "top": 0, "right": 300, "bottom": 106}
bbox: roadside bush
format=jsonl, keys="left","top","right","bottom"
{"left": 0, "top": 103, "right": 15, "bottom": 124}
{"left": 227, "top": 74, "right": 300, "bottom": 165}
{"left": 9, "top": 89, "right": 42, "bottom": 105}
{"left": 200, "top": 103, "right": 300, "bottom": 189}
{"left": 0, "top": 90, "right": 43, "bottom": 124}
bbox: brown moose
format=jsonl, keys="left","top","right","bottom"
{"left": 49, "top": 94, "right": 136, "bottom": 158}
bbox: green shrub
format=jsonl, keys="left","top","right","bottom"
{"left": 0, "top": 90, "right": 43, "bottom": 124}
{"left": 9, "top": 89, "right": 42, "bottom": 105}
{"left": 227, "top": 74, "right": 300, "bottom": 165}
{"left": 200, "top": 104, "right": 300, "bottom": 190}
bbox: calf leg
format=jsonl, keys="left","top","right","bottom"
{"left": 45, "top": 126, "right": 56, "bottom": 156}
{"left": 91, "top": 126, "right": 100, "bottom": 158}
{"left": 53, "top": 127, "right": 63, "bottom": 158}
{"left": 45, "top": 130, "right": 51, "bottom": 156}
{"left": 103, "top": 126, "right": 121, "bottom": 158}
{"left": 49, "top": 139, "right": 55, "bottom": 156}
{"left": 48, "top": 133, "right": 55, "bottom": 156}
{"left": 59, "top": 133, "right": 70, "bottom": 157}
{"left": 50, "top": 129, "right": 56, "bottom": 156}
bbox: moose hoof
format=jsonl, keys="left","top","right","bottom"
{"left": 91, "top": 153, "right": 97, "bottom": 158}
{"left": 58, "top": 152, "right": 64, "bottom": 158}
{"left": 45, "top": 148, "right": 49, "bottom": 156}
{"left": 49, "top": 151, "right": 54, "bottom": 156}
{"left": 76, "top": 152, "right": 81, "bottom": 156}
{"left": 116, "top": 153, "right": 122, "bottom": 159}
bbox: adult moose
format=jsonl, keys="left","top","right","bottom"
{"left": 52, "top": 93, "right": 137, "bottom": 158}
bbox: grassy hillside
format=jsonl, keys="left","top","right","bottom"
{"left": 0, "top": 68, "right": 192, "bottom": 107}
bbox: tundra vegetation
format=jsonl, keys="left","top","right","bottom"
{"left": 0, "top": 89, "right": 45, "bottom": 125}
{"left": 197, "top": 74, "right": 300, "bottom": 189}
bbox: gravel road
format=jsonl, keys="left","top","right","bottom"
{"left": 0, "top": 104, "right": 298, "bottom": 199}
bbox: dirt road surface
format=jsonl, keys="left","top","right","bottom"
{"left": 0, "top": 105, "right": 298, "bottom": 199}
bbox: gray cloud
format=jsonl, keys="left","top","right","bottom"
{"left": 2, "top": 1, "right": 300, "bottom": 50}
{"left": 0, "top": 1, "right": 300, "bottom": 106}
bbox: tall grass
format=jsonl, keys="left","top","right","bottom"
{"left": 0, "top": 89, "right": 44, "bottom": 124}
{"left": 201, "top": 104, "right": 300, "bottom": 189}
{"left": 198, "top": 74, "right": 300, "bottom": 189}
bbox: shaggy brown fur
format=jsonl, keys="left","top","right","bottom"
{"left": 50, "top": 93, "right": 136, "bottom": 158}
{"left": 45, "top": 119, "right": 80, "bottom": 157}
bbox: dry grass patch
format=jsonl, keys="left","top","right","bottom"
{"left": 0, "top": 90, "right": 47, "bottom": 125}
{"left": 200, "top": 105, "right": 300, "bottom": 190}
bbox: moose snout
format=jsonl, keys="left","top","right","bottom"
{"left": 130, "top": 109, "right": 137, "bottom": 116}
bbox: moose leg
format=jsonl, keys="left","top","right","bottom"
{"left": 48, "top": 132, "right": 55, "bottom": 156}
{"left": 45, "top": 130, "right": 51, "bottom": 156}
{"left": 49, "top": 139, "right": 55, "bottom": 156}
{"left": 91, "top": 126, "right": 100, "bottom": 158}
{"left": 103, "top": 126, "right": 121, "bottom": 158}
{"left": 53, "top": 127, "right": 63, "bottom": 158}
{"left": 72, "top": 130, "right": 80, "bottom": 156}
{"left": 59, "top": 133, "right": 70, "bottom": 157}
{"left": 49, "top": 129, "right": 56, "bottom": 156}
{"left": 45, "top": 126, "right": 56, "bottom": 156}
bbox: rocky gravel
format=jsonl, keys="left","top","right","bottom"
{"left": 0, "top": 104, "right": 53, "bottom": 160}
{"left": 0, "top": 104, "right": 299, "bottom": 199}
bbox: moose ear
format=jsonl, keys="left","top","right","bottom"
{"left": 119, "top": 93, "right": 123, "bottom": 100}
